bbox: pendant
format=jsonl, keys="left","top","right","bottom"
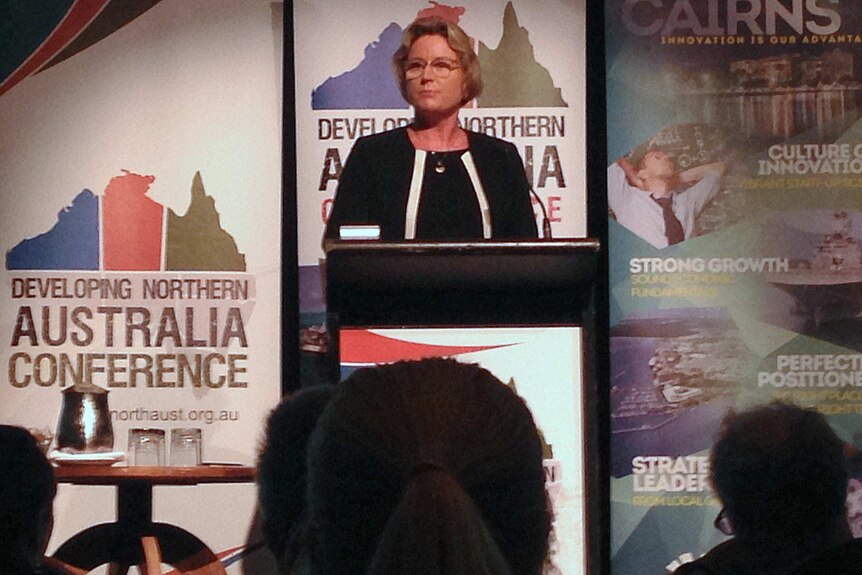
{"left": 431, "top": 152, "right": 445, "bottom": 173}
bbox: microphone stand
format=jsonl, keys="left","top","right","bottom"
{"left": 530, "top": 187, "right": 553, "bottom": 239}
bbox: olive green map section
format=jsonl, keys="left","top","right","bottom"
{"left": 165, "top": 172, "right": 246, "bottom": 271}
{"left": 477, "top": 2, "right": 567, "bottom": 108}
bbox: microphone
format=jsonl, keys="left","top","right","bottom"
{"left": 529, "top": 187, "right": 553, "bottom": 239}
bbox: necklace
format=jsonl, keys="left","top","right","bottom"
{"left": 432, "top": 152, "right": 446, "bottom": 174}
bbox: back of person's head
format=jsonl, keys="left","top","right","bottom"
{"left": 709, "top": 402, "right": 847, "bottom": 542}
{"left": 306, "top": 358, "right": 552, "bottom": 575}
{"left": 258, "top": 385, "right": 336, "bottom": 573}
{"left": 0, "top": 425, "right": 56, "bottom": 573}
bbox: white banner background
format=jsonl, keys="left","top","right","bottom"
{"left": 0, "top": 0, "right": 283, "bottom": 572}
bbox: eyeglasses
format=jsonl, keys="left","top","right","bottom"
{"left": 404, "top": 58, "right": 461, "bottom": 80}
{"left": 714, "top": 508, "right": 734, "bottom": 536}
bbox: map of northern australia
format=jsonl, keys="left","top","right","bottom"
{"left": 6, "top": 171, "right": 246, "bottom": 271}
{"left": 311, "top": 1, "right": 566, "bottom": 109}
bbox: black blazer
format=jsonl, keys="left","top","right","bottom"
{"left": 324, "top": 127, "right": 538, "bottom": 240}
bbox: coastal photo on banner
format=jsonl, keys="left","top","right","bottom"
{"left": 0, "top": 0, "right": 283, "bottom": 571}
{"left": 606, "top": 1, "right": 862, "bottom": 573}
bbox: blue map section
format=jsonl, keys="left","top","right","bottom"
{"left": 6, "top": 189, "right": 100, "bottom": 270}
{"left": 312, "top": 23, "right": 408, "bottom": 110}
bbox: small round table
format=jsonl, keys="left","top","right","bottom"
{"left": 52, "top": 465, "right": 256, "bottom": 575}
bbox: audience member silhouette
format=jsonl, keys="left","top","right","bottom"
{"left": 0, "top": 425, "right": 57, "bottom": 575}
{"left": 676, "top": 402, "right": 862, "bottom": 575}
{"left": 257, "top": 358, "right": 553, "bottom": 575}
{"left": 258, "top": 385, "right": 335, "bottom": 574}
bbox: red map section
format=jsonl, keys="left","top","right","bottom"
{"left": 102, "top": 171, "right": 163, "bottom": 270}
{"left": 340, "top": 330, "right": 507, "bottom": 365}
{"left": 417, "top": 2, "right": 465, "bottom": 22}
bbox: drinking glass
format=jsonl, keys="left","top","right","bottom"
{"left": 128, "top": 428, "right": 165, "bottom": 466}
{"left": 170, "top": 428, "right": 202, "bottom": 467}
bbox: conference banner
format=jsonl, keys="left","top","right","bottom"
{"left": 0, "top": 1, "right": 282, "bottom": 572}
{"left": 606, "top": 1, "right": 862, "bottom": 573}
{"left": 292, "top": 3, "right": 588, "bottom": 571}
{"left": 293, "top": 0, "right": 587, "bottom": 364}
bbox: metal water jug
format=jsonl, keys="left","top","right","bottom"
{"left": 55, "top": 384, "right": 114, "bottom": 452}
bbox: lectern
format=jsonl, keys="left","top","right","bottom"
{"left": 324, "top": 238, "right": 601, "bottom": 575}
{"left": 325, "top": 239, "right": 600, "bottom": 327}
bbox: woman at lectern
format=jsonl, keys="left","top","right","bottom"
{"left": 324, "top": 16, "right": 538, "bottom": 241}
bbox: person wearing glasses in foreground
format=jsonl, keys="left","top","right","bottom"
{"left": 676, "top": 402, "right": 862, "bottom": 575}
{"left": 324, "top": 16, "right": 538, "bottom": 241}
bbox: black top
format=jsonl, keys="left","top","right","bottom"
{"left": 324, "top": 127, "right": 538, "bottom": 240}
{"left": 415, "top": 149, "right": 482, "bottom": 239}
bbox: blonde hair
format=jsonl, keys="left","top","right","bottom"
{"left": 392, "top": 16, "right": 483, "bottom": 105}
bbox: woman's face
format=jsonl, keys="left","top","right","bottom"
{"left": 404, "top": 34, "right": 465, "bottom": 121}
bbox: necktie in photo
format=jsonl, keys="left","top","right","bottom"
{"left": 653, "top": 196, "right": 684, "bottom": 246}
